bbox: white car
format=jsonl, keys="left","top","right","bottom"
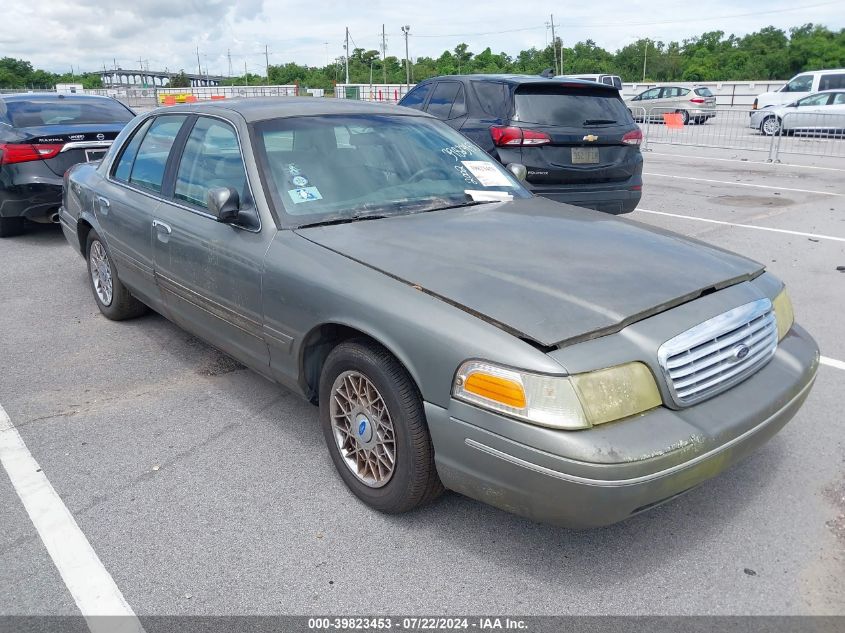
{"left": 754, "top": 69, "right": 845, "bottom": 110}
{"left": 749, "top": 90, "right": 845, "bottom": 136}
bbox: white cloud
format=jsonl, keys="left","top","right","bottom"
{"left": 5, "top": 0, "right": 844, "bottom": 76}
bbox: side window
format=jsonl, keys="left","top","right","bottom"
{"left": 797, "top": 93, "right": 832, "bottom": 107}
{"left": 679, "top": 88, "right": 691, "bottom": 96}
{"left": 601, "top": 76, "right": 614, "bottom": 86}
{"left": 660, "top": 87, "right": 680, "bottom": 98}
{"left": 112, "top": 118, "right": 153, "bottom": 182}
{"left": 400, "top": 84, "right": 432, "bottom": 110}
{"left": 129, "top": 115, "right": 187, "bottom": 193}
{"left": 449, "top": 85, "right": 467, "bottom": 119}
{"left": 426, "top": 82, "right": 461, "bottom": 119}
{"left": 833, "top": 93, "right": 845, "bottom": 105}
{"left": 174, "top": 117, "right": 248, "bottom": 210}
{"left": 820, "top": 74, "right": 845, "bottom": 91}
{"left": 783, "top": 75, "right": 813, "bottom": 93}
{"left": 640, "top": 88, "right": 660, "bottom": 100}
{"left": 473, "top": 81, "right": 510, "bottom": 118}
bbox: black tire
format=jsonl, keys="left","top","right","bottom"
{"left": 0, "top": 217, "right": 25, "bottom": 238}
{"left": 678, "top": 109, "right": 690, "bottom": 125}
{"left": 85, "top": 230, "right": 147, "bottom": 320}
{"left": 319, "top": 339, "right": 443, "bottom": 514}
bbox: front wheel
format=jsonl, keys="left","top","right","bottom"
{"left": 761, "top": 116, "right": 782, "bottom": 136}
{"left": 86, "top": 231, "right": 147, "bottom": 320}
{"left": 319, "top": 340, "right": 443, "bottom": 514}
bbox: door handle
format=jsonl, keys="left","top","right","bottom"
{"left": 152, "top": 219, "right": 171, "bottom": 234}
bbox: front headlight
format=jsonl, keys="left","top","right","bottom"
{"left": 772, "top": 286, "right": 794, "bottom": 341}
{"left": 453, "top": 360, "right": 662, "bottom": 430}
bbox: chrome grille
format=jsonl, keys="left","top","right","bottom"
{"left": 657, "top": 298, "right": 778, "bottom": 406}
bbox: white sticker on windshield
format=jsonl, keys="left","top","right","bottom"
{"left": 288, "top": 187, "right": 323, "bottom": 203}
{"left": 461, "top": 161, "right": 513, "bottom": 187}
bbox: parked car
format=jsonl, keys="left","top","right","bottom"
{"left": 753, "top": 68, "right": 845, "bottom": 111}
{"left": 558, "top": 74, "right": 623, "bottom": 90}
{"left": 0, "top": 93, "right": 134, "bottom": 237}
{"left": 61, "top": 98, "right": 818, "bottom": 528}
{"left": 626, "top": 85, "right": 717, "bottom": 124}
{"left": 398, "top": 75, "right": 642, "bottom": 215}
{"left": 750, "top": 89, "right": 845, "bottom": 136}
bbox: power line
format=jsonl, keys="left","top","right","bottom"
{"left": 412, "top": 1, "right": 841, "bottom": 38}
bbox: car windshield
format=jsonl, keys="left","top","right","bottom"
{"left": 4, "top": 99, "right": 133, "bottom": 127}
{"left": 514, "top": 85, "right": 632, "bottom": 127}
{"left": 252, "top": 114, "right": 530, "bottom": 227}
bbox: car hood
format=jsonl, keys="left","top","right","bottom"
{"left": 295, "top": 198, "right": 764, "bottom": 347}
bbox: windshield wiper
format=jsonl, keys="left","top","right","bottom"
{"left": 296, "top": 213, "right": 391, "bottom": 229}
{"left": 583, "top": 119, "right": 617, "bottom": 125}
{"left": 413, "top": 200, "right": 497, "bottom": 214}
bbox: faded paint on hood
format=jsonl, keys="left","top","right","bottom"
{"left": 296, "top": 198, "right": 764, "bottom": 347}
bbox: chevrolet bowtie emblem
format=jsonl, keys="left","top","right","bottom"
{"left": 583, "top": 134, "right": 599, "bottom": 142}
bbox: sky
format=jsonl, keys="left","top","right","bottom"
{"left": 3, "top": 0, "right": 844, "bottom": 77}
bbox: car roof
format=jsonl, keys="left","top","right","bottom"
{"left": 417, "top": 74, "right": 612, "bottom": 88}
{"left": 0, "top": 93, "right": 118, "bottom": 103}
{"left": 153, "top": 96, "right": 430, "bottom": 122}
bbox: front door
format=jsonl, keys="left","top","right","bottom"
{"left": 151, "top": 115, "right": 272, "bottom": 373}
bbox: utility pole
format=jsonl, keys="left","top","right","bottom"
{"left": 265, "top": 44, "right": 270, "bottom": 85}
{"left": 344, "top": 27, "right": 350, "bottom": 85}
{"left": 381, "top": 24, "right": 387, "bottom": 84}
{"left": 227, "top": 49, "right": 233, "bottom": 80}
{"left": 549, "top": 14, "right": 558, "bottom": 75}
{"left": 401, "top": 25, "right": 411, "bottom": 89}
{"left": 642, "top": 40, "right": 649, "bottom": 82}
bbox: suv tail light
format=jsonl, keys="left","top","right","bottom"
{"left": 0, "top": 143, "right": 64, "bottom": 166}
{"left": 621, "top": 129, "right": 642, "bottom": 146}
{"left": 490, "top": 126, "right": 551, "bottom": 147}
{"left": 689, "top": 97, "right": 706, "bottom": 104}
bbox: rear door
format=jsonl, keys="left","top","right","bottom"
{"left": 508, "top": 83, "right": 640, "bottom": 186}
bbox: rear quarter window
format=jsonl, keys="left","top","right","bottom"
{"left": 514, "top": 85, "right": 632, "bottom": 127}
{"left": 472, "top": 81, "right": 510, "bottom": 119}
{"left": 694, "top": 87, "right": 714, "bottom": 97}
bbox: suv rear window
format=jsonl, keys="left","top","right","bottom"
{"left": 513, "top": 85, "right": 632, "bottom": 127}
{"left": 694, "top": 87, "right": 714, "bottom": 97}
{"left": 5, "top": 99, "right": 133, "bottom": 127}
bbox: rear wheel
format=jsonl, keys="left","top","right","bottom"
{"left": 0, "top": 217, "right": 25, "bottom": 238}
{"left": 85, "top": 231, "right": 147, "bottom": 320}
{"left": 761, "top": 115, "right": 782, "bottom": 136}
{"left": 678, "top": 110, "right": 690, "bottom": 125}
{"left": 319, "top": 340, "right": 443, "bottom": 514}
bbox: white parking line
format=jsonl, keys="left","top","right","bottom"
{"left": 636, "top": 208, "right": 845, "bottom": 243}
{"left": 643, "top": 172, "right": 844, "bottom": 196}
{"left": 821, "top": 356, "right": 845, "bottom": 371}
{"left": 0, "top": 404, "right": 144, "bottom": 633}
{"left": 648, "top": 153, "right": 845, "bottom": 173}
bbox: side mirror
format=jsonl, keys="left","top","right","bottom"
{"left": 207, "top": 187, "right": 240, "bottom": 223}
{"left": 506, "top": 163, "right": 528, "bottom": 182}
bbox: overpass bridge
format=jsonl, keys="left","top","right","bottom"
{"left": 98, "top": 69, "right": 227, "bottom": 88}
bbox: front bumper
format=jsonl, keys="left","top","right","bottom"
{"left": 426, "top": 325, "right": 818, "bottom": 528}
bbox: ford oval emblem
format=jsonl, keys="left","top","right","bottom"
{"left": 358, "top": 420, "right": 367, "bottom": 436}
{"left": 732, "top": 344, "right": 750, "bottom": 362}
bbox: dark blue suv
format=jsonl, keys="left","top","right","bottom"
{"left": 399, "top": 75, "right": 643, "bottom": 214}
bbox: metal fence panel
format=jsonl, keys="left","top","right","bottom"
{"left": 334, "top": 84, "right": 413, "bottom": 103}
{"left": 772, "top": 110, "right": 845, "bottom": 159}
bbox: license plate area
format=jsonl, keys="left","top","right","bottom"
{"left": 571, "top": 147, "right": 600, "bottom": 164}
{"left": 85, "top": 149, "right": 107, "bottom": 162}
